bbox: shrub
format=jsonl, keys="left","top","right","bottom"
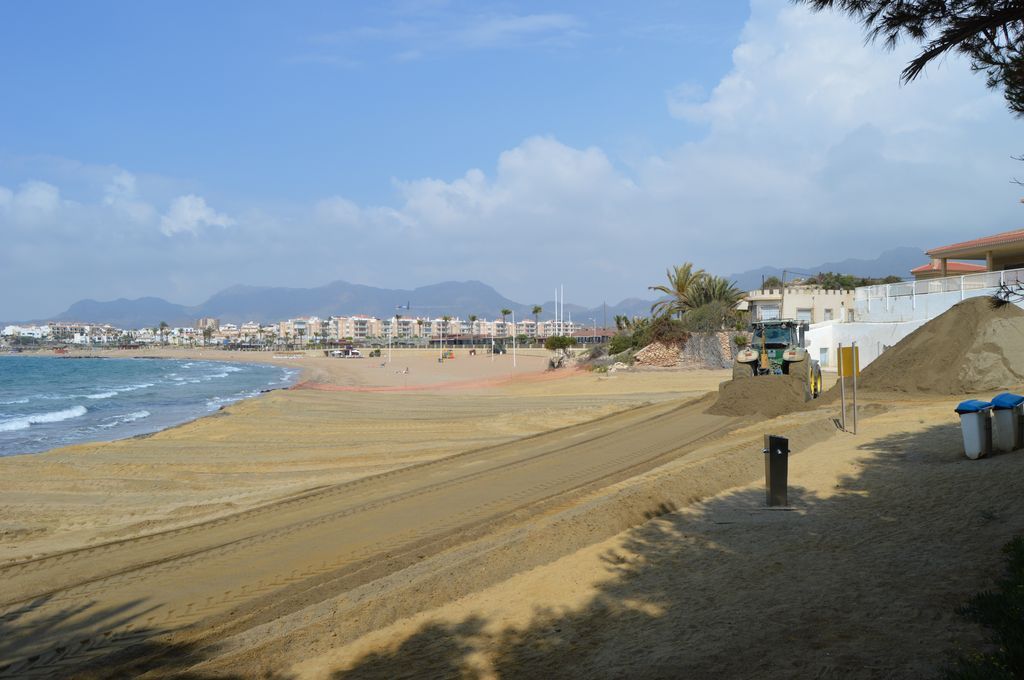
{"left": 608, "top": 333, "right": 633, "bottom": 355}
{"left": 733, "top": 334, "right": 748, "bottom": 348}
{"left": 544, "top": 335, "right": 576, "bottom": 351}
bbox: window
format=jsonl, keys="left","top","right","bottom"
{"left": 796, "top": 308, "right": 812, "bottom": 323}
{"left": 819, "top": 347, "right": 829, "bottom": 366}
{"left": 824, "top": 308, "right": 833, "bottom": 321}
{"left": 758, "top": 304, "right": 780, "bottom": 321}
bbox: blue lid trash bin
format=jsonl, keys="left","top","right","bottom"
{"left": 955, "top": 400, "right": 993, "bottom": 460}
{"left": 991, "top": 393, "right": 1024, "bottom": 453}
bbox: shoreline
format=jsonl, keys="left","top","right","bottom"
{"left": 0, "top": 354, "right": 299, "bottom": 458}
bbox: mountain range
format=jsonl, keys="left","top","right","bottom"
{"left": 725, "top": 246, "right": 924, "bottom": 292}
{"left": 19, "top": 247, "right": 924, "bottom": 329}
{"left": 45, "top": 281, "right": 650, "bottom": 330}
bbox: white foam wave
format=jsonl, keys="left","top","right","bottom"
{"left": 117, "top": 382, "right": 154, "bottom": 393}
{"left": 0, "top": 398, "right": 30, "bottom": 405}
{"left": 207, "top": 372, "right": 229, "bottom": 379}
{"left": 0, "top": 405, "right": 88, "bottom": 432}
{"left": 99, "top": 410, "right": 151, "bottom": 428}
{"left": 86, "top": 391, "right": 118, "bottom": 400}
{"left": 223, "top": 366, "right": 243, "bottom": 373}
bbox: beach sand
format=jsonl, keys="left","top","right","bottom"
{"left": 0, "top": 354, "right": 725, "bottom": 563}
{"left": 287, "top": 398, "right": 1024, "bottom": 680}
{"left": 1, "top": 347, "right": 1021, "bottom": 678}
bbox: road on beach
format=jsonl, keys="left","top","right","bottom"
{"left": 0, "top": 396, "right": 739, "bottom": 678}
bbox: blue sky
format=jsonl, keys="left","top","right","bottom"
{"left": 1, "top": 0, "right": 1021, "bottom": 319}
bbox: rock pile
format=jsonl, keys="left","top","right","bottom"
{"left": 634, "top": 341, "right": 682, "bottom": 367}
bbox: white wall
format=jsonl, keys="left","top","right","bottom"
{"left": 806, "top": 320, "right": 929, "bottom": 371}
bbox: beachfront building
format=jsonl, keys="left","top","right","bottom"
{"left": 910, "top": 259, "right": 987, "bottom": 281}
{"left": 196, "top": 317, "right": 220, "bottom": 331}
{"left": 349, "top": 316, "right": 382, "bottom": 340}
{"left": 2, "top": 324, "right": 51, "bottom": 340}
{"left": 516, "top": 319, "right": 538, "bottom": 338}
{"left": 238, "top": 321, "right": 263, "bottom": 344}
{"left": 538, "top": 319, "right": 577, "bottom": 337}
{"left": 742, "top": 287, "right": 855, "bottom": 324}
{"left": 810, "top": 227, "right": 1024, "bottom": 370}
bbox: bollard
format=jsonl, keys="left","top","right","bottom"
{"left": 763, "top": 434, "right": 789, "bottom": 507}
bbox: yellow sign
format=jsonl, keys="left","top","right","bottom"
{"left": 838, "top": 346, "right": 860, "bottom": 377}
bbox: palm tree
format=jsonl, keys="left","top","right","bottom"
{"left": 649, "top": 263, "right": 706, "bottom": 319}
{"left": 500, "top": 308, "right": 512, "bottom": 337}
{"left": 468, "top": 315, "right": 478, "bottom": 343}
{"left": 158, "top": 321, "right": 169, "bottom": 346}
{"left": 202, "top": 327, "right": 213, "bottom": 346}
{"left": 686, "top": 275, "right": 744, "bottom": 308}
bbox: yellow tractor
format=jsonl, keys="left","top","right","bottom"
{"left": 733, "top": 319, "right": 823, "bottom": 399}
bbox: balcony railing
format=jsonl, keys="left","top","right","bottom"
{"left": 855, "top": 268, "right": 1024, "bottom": 302}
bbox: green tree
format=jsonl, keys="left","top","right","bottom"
{"left": 797, "top": 0, "right": 1024, "bottom": 116}
{"left": 202, "top": 326, "right": 213, "bottom": 346}
{"left": 763, "top": 275, "right": 783, "bottom": 289}
{"left": 532, "top": 305, "right": 543, "bottom": 326}
{"left": 544, "top": 335, "right": 576, "bottom": 351}
{"left": 649, "top": 263, "right": 707, "bottom": 319}
{"left": 158, "top": 321, "right": 169, "bottom": 345}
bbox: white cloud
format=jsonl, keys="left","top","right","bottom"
{"left": 159, "top": 195, "right": 235, "bottom": 237}
{"left": 308, "top": 0, "right": 1022, "bottom": 296}
{"left": 0, "top": 181, "right": 61, "bottom": 227}
{"left": 103, "top": 171, "right": 156, "bottom": 225}
{"left": 307, "top": 11, "right": 583, "bottom": 63}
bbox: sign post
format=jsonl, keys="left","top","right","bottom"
{"left": 837, "top": 344, "right": 860, "bottom": 433}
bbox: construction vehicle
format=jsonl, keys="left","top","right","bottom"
{"left": 732, "top": 319, "right": 823, "bottom": 399}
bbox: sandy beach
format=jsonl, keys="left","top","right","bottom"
{"left": 1, "top": 337, "right": 1022, "bottom": 678}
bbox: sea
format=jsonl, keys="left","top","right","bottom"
{"left": 0, "top": 355, "right": 298, "bottom": 457}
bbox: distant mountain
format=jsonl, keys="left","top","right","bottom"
{"left": 46, "top": 280, "right": 658, "bottom": 329}
{"left": 57, "top": 297, "right": 193, "bottom": 329}
{"left": 726, "top": 246, "right": 925, "bottom": 292}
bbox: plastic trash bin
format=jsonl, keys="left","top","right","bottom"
{"left": 991, "top": 392, "right": 1024, "bottom": 452}
{"left": 955, "top": 400, "right": 993, "bottom": 460}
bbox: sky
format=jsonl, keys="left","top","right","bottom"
{"left": 1, "top": 0, "right": 1021, "bottom": 320}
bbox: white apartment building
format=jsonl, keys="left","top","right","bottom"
{"left": 742, "top": 288, "right": 855, "bottom": 324}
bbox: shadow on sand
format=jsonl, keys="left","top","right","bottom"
{"left": 326, "top": 422, "right": 1024, "bottom": 680}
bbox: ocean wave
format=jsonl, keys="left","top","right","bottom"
{"left": 206, "top": 372, "right": 229, "bottom": 379}
{"left": 86, "top": 391, "right": 118, "bottom": 400}
{"left": 0, "top": 405, "right": 88, "bottom": 432}
{"left": 223, "top": 365, "right": 243, "bottom": 373}
{"left": 116, "top": 382, "right": 154, "bottom": 393}
{"left": 0, "top": 398, "right": 30, "bottom": 405}
{"left": 99, "top": 410, "right": 151, "bottom": 428}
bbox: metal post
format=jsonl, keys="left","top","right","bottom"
{"left": 512, "top": 312, "right": 517, "bottom": 368}
{"left": 763, "top": 434, "right": 789, "bottom": 507}
{"left": 851, "top": 341, "right": 858, "bottom": 435}
{"left": 838, "top": 342, "right": 847, "bottom": 432}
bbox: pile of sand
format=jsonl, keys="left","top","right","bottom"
{"left": 707, "top": 375, "right": 809, "bottom": 418}
{"left": 857, "top": 297, "right": 1024, "bottom": 394}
